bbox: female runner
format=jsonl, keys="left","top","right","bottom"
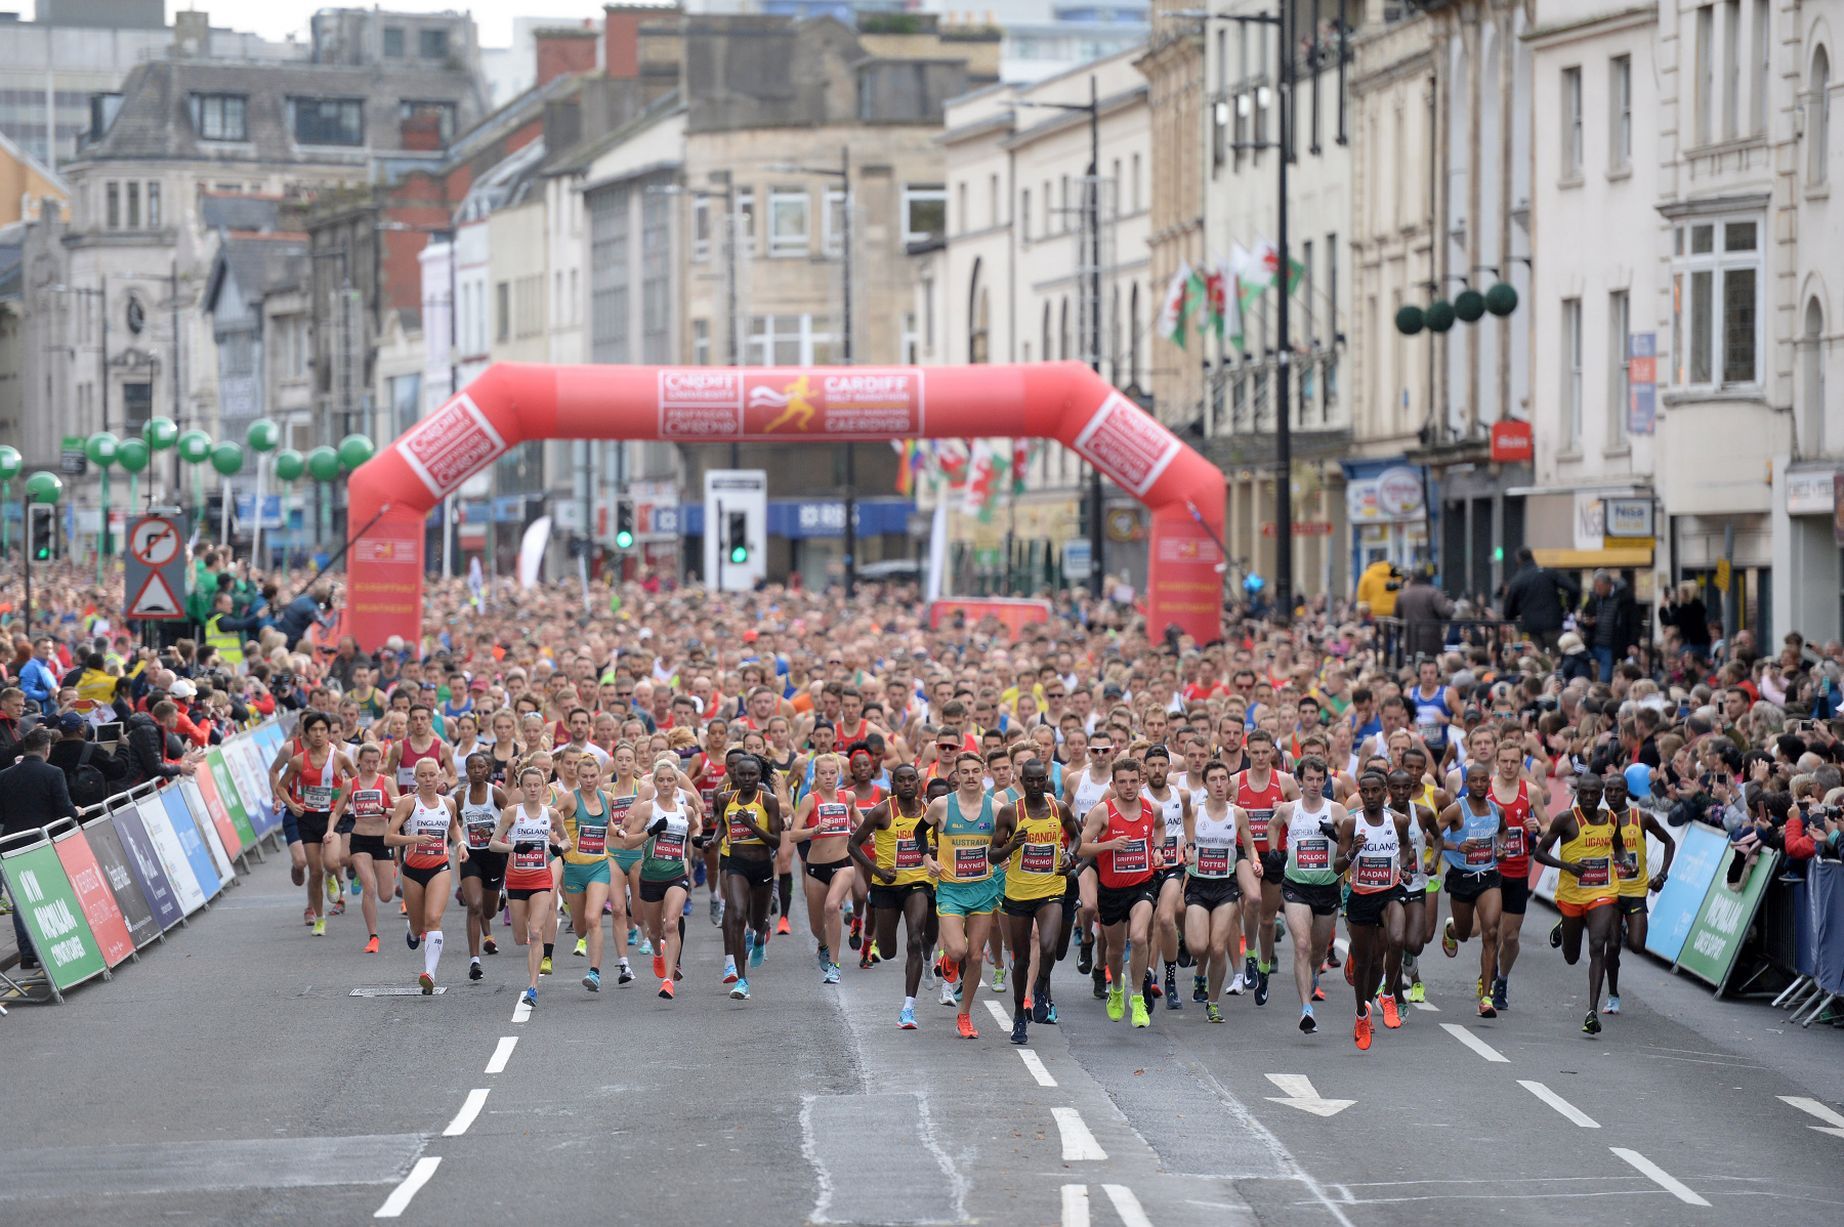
{"left": 456, "top": 751, "right": 508, "bottom": 978}
{"left": 619, "top": 754, "right": 703, "bottom": 999}
{"left": 783, "top": 752, "right": 858, "bottom": 984}
{"left": 556, "top": 755, "right": 625, "bottom": 990}
{"left": 345, "top": 742, "right": 400, "bottom": 953}
{"left": 384, "top": 757, "right": 465, "bottom": 994}
{"left": 490, "top": 765, "right": 571, "bottom": 1008}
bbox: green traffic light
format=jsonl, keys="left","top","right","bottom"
{"left": 615, "top": 529, "right": 635, "bottom": 549}
{"left": 35, "top": 545, "right": 50, "bottom": 561}
{"left": 729, "top": 545, "right": 748, "bottom": 565}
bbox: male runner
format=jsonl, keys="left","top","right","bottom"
{"left": 1437, "top": 761, "right": 1510, "bottom": 1018}
{"left": 1077, "top": 756, "right": 1161, "bottom": 1029}
{"left": 850, "top": 763, "right": 934, "bottom": 1029}
{"left": 1268, "top": 755, "right": 1345, "bottom": 1034}
{"left": 913, "top": 752, "right": 1002, "bottom": 1039}
{"left": 1600, "top": 771, "right": 1675, "bottom": 1015}
{"left": 1533, "top": 772, "right": 1625, "bottom": 1035}
{"left": 1142, "top": 745, "right": 1192, "bottom": 1008}
{"left": 1336, "top": 770, "right": 1416, "bottom": 1048}
{"left": 992, "top": 758, "right": 1082, "bottom": 1044}
{"left": 1234, "top": 729, "right": 1300, "bottom": 1004}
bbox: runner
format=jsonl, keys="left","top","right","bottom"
{"left": 1062, "top": 729, "right": 1112, "bottom": 993}
{"left": 844, "top": 742, "right": 886, "bottom": 964}
{"left": 1436, "top": 761, "right": 1508, "bottom": 1018}
{"left": 387, "top": 703, "right": 456, "bottom": 791}
{"left": 384, "top": 757, "right": 464, "bottom": 995}
{"left": 992, "top": 758, "right": 1082, "bottom": 1044}
{"left": 1268, "top": 755, "right": 1345, "bottom": 1034}
{"left": 1600, "top": 770, "right": 1676, "bottom": 1016}
{"left": 1489, "top": 739, "right": 1544, "bottom": 1012}
{"left": 343, "top": 742, "right": 399, "bottom": 953}
{"left": 1384, "top": 766, "right": 1441, "bottom": 1004}
{"left": 1183, "top": 759, "right": 1247, "bottom": 1023}
{"left": 489, "top": 765, "right": 571, "bottom": 1008}
{"left": 557, "top": 755, "right": 625, "bottom": 991}
{"left": 713, "top": 753, "right": 781, "bottom": 999}
{"left": 1142, "top": 744, "right": 1191, "bottom": 1009}
{"left": 849, "top": 763, "right": 933, "bottom": 1029}
{"left": 1337, "top": 770, "right": 1415, "bottom": 1048}
{"left": 619, "top": 754, "right": 703, "bottom": 999}
{"left": 455, "top": 751, "right": 508, "bottom": 980}
{"left": 1533, "top": 772, "right": 1625, "bottom": 1035}
{"left": 605, "top": 741, "right": 650, "bottom": 963}
{"left": 275, "top": 711, "right": 354, "bottom": 936}
{"left": 1078, "top": 755, "right": 1161, "bottom": 1029}
{"left": 784, "top": 752, "right": 859, "bottom": 985}
{"left": 914, "top": 752, "right": 1001, "bottom": 1038}
{"left": 1235, "top": 730, "right": 1300, "bottom": 1004}
{"left": 691, "top": 720, "right": 732, "bottom": 925}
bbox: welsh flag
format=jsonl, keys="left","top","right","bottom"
{"left": 1011, "top": 439, "right": 1034, "bottom": 495}
{"left": 961, "top": 439, "right": 1010, "bottom": 523}
{"left": 1190, "top": 263, "right": 1217, "bottom": 341}
{"left": 1248, "top": 237, "right": 1304, "bottom": 295}
{"left": 1156, "top": 260, "right": 1194, "bottom": 348}
{"left": 934, "top": 438, "right": 971, "bottom": 488}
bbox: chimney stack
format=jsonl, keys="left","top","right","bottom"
{"left": 533, "top": 25, "right": 599, "bottom": 88}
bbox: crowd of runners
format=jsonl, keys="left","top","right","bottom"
{"left": 18, "top": 558, "right": 1843, "bottom": 1047}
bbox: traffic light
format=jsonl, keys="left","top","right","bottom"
{"left": 28, "top": 504, "right": 56, "bottom": 561}
{"left": 727, "top": 510, "right": 749, "bottom": 565}
{"left": 613, "top": 498, "right": 635, "bottom": 551}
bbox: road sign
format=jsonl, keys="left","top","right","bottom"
{"left": 1062, "top": 540, "right": 1092, "bottom": 582}
{"left": 124, "top": 512, "right": 188, "bottom": 622}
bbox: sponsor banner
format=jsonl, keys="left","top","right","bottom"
{"left": 1146, "top": 510, "right": 1225, "bottom": 644}
{"left": 134, "top": 795, "right": 207, "bottom": 916}
{"left": 1071, "top": 392, "right": 1181, "bottom": 498}
{"left": 1809, "top": 862, "right": 1844, "bottom": 996}
{"left": 395, "top": 393, "right": 508, "bottom": 498}
{"left": 658, "top": 368, "right": 927, "bottom": 440}
{"left": 1644, "top": 822, "right": 1729, "bottom": 963}
{"left": 190, "top": 762, "right": 243, "bottom": 861}
{"left": 657, "top": 369, "right": 742, "bottom": 437}
{"left": 2, "top": 840, "right": 106, "bottom": 992}
{"left": 52, "top": 825, "right": 136, "bottom": 969}
{"left": 1676, "top": 846, "right": 1779, "bottom": 991}
{"left": 161, "top": 788, "right": 224, "bottom": 901}
{"left": 110, "top": 802, "right": 185, "bottom": 932}
{"left": 178, "top": 777, "right": 236, "bottom": 884}
{"left": 82, "top": 813, "right": 159, "bottom": 950}
{"left": 239, "top": 739, "right": 281, "bottom": 839}
{"left": 204, "top": 749, "right": 258, "bottom": 849}
{"left": 925, "top": 598, "right": 1053, "bottom": 640}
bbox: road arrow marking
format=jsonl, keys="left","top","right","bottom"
{"left": 1779, "top": 1095, "right": 1844, "bottom": 1138}
{"left": 1264, "top": 1073, "right": 1354, "bottom": 1117}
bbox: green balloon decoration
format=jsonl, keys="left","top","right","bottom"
{"left": 84, "top": 431, "right": 120, "bottom": 467}
{"left": 306, "top": 446, "right": 341, "bottom": 483}
{"left": 177, "top": 429, "right": 213, "bottom": 464}
{"left": 0, "top": 445, "right": 20, "bottom": 481}
{"left": 210, "top": 441, "right": 245, "bottom": 476}
{"left": 337, "top": 433, "right": 375, "bottom": 472}
{"left": 1425, "top": 300, "right": 1456, "bottom": 334}
{"left": 274, "top": 449, "right": 305, "bottom": 482}
{"left": 1485, "top": 282, "right": 1520, "bottom": 317}
{"left": 1394, "top": 305, "right": 1425, "bottom": 336}
{"left": 246, "top": 419, "right": 281, "bottom": 453}
{"left": 1454, "top": 289, "right": 1486, "bottom": 323}
{"left": 24, "top": 471, "right": 63, "bottom": 504}
{"left": 144, "top": 417, "right": 178, "bottom": 450}
{"left": 115, "top": 437, "right": 150, "bottom": 474}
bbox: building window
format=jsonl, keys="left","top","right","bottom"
{"left": 691, "top": 195, "right": 711, "bottom": 262}
{"left": 495, "top": 280, "right": 510, "bottom": 342}
{"left": 419, "top": 28, "right": 449, "bottom": 60}
{"left": 1562, "top": 67, "right": 1583, "bottom": 178}
{"left": 768, "top": 189, "right": 810, "bottom": 257}
{"left": 1020, "top": 188, "right": 1032, "bottom": 242}
{"left": 291, "top": 97, "right": 364, "bottom": 146}
{"left": 1608, "top": 290, "right": 1630, "bottom": 448}
{"left": 147, "top": 182, "right": 160, "bottom": 228}
{"left": 105, "top": 181, "right": 119, "bottom": 229}
{"left": 383, "top": 26, "right": 405, "bottom": 57}
{"left": 692, "top": 319, "right": 711, "bottom": 365}
{"left": 399, "top": 100, "right": 456, "bottom": 143}
{"left": 989, "top": 173, "right": 1000, "bottom": 228}
{"left": 190, "top": 93, "right": 247, "bottom": 141}
{"left": 126, "top": 181, "right": 140, "bottom": 229}
{"left": 1671, "top": 217, "right": 1761, "bottom": 387}
{"left": 822, "top": 189, "right": 847, "bottom": 256}
{"left": 1696, "top": 5, "right": 1714, "bottom": 145}
{"left": 903, "top": 185, "right": 946, "bottom": 245}
{"left": 1609, "top": 55, "right": 1632, "bottom": 171}
{"left": 747, "top": 314, "right": 837, "bottom": 365}
{"left": 1811, "top": 46, "right": 1832, "bottom": 186}
{"left": 1722, "top": 0, "right": 1741, "bottom": 141}
{"left": 1563, "top": 298, "right": 1583, "bottom": 447}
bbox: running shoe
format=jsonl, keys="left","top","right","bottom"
{"left": 1106, "top": 985, "right": 1126, "bottom": 1022}
{"left": 1142, "top": 970, "right": 1158, "bottom": 1011}
{"left": 1379, "top": 995, "right": 1402, "bottom": 1030}
{"left": 1353, "top": 1005, "right": 1372, "bottom": 1051}
{"left": 731, "top": 977, "right": 750, "bottom": 1000}
{"left": 312, "top": 917, "right": 326, "bottom": 936}
{"left": 1491, "top": 977, "right": 1509, "bottom": 1013}
{"left": 953, "top": 980, "right": 964, "bottom": 1007}
{"left": 823, "top": 964, "right": 841, "bottom": 985}
{"left": 1130, "top": 997, "right": 1151, "bottom": 1029}
{"left": 350, "top": 874, "right": 362, "bottom": 897}
{"left": 656, "top": 978, "right": 674, "bottom": 1000}
{"left": 1043, "top": 998, "right": 1059, "bottom": 1025}
{"left": 1604, "top": 995, "right": 1622, "bottom": 1015}
{"left": 482, "top": 937, "right": 498, "bottom": 956}
{"left": 1076, "top": 937, "right": 1094, "bottom": 975}
{"left": 1406, "top": 980, "right": 1426, "bottom": 1004}
{"left": 816, "top": 944, "right": 832, "bottom": 974}
{"left": 899, "top": 1004, "right": 918, "bottom": 1030}
{"left": 1344, "top": 954, "right": 1356, "bottom": 986}
{"left": 1032, "top": 995, "right": 1051, "bottom": 1025}
{"left": 1549, "top": 919, "right": 1564, "bottom": 949}
{"left": 521, "top": 987, "right": 537, "bottom": 1007}
{"left": 938, "top": 980, "right": 956, "bottom": 1007}
{"left": 406, "top": 926, "right": 421, "bottom": 951}
{"left": 939, "top": 952, "right": 959, "bottom": 985}
{"left": 653, "top": 955, "right": 668, "bottom": 980}
{"left": 400, "top": 900, "right": 408, "bottom": 916}
{"left": 682, "top": 899, "right": 693, "bottom": 918}
{"left": 303, "top": 906, "right": 315, "bottom": 927}
{"left": 1092, "top": 966, "right": 1108, "bottom": 1000}
{"left": 539, "top": 956, "right": 553, "bottom": 976}
{"left": 627, "top": 924, "right": 639, "bottom": 945}
{"left": 635, "top": 933, "right": 653, "bottom": 955}
{"left": 710, "top": 894, "right": 723, "bottom": 925}
{"left": 849, "top": 917, "right": 862, "bottom": 951}
{"left": 1324, "top": 943, "right": 1342, "bottom": 968}
{"left": 1441, "top": 917, "right": 1458, "bottom": 958}
{"left": 292, "top": 864, "right": 306, "bottom": 888}
{"left": 574, "top": 937, "right": 587, "bottom": 958}
{"left": 993, "top": 967, "right": 1007, "bottom": 992}
{"left": 1193, "top": 973, "right": 1208, "bottom": 1003}
{"left": 1010, "top": 1013, "right": 1029, "bottom": 1045}
{"left": 1177, "top": 939, "right": 1193, "bottom": 968}
{"left": 469, "top": 961, "right": 483, "bottom": 981}
{"left": 749, "top": 934, "right": 767, "bottom": 969}
{"left": 1310, "top": 973, "right": 1325, "bottom": 1003}
{"left": 1298, "top": 1006, "right": 1317, "bottom": 1034}
{"left": 722, "top": 957, "right": 739, "bottom": 985}
{"left": 1254, "top": 968, "right": 1272, "bottom": 1007}
{"left": 363, "top": 935, "right": 380, "bottom": 954}
{"left": 329, "top": 899, "right": 346, "bottom": 917}
{"left": 1164, "top": 966, "right": 1181, "bottom": 1009}
{"left": 1243, "top": 954, "right": 1259, "bottom": 986}
{"left": 583, "top": 968, "right": 601, "bottom": 992}
{"left": 1582, "top": 1010, "right": 1601, "bottom": 1035}
{"left": 1477, "top": 996, "right": 1498, "bottom": 1019}
{"left": 326, "top": 875, "right": 340, "bottom": 904}
{"left": 777, "top": 916, "right": 791, "bottom": 936}
{"left": 616, "top": 964, "right": 635, "bottom": 986}
{"left": 1205, "top": 1003, "right": 1224, "bottom": 1024}
{"left": 1226, "top": 971, "right": 1246, "bottom": 996}
{"left": 858, "top": 946, "right": 874, "bottom": 971}
{"left": 955, "top": 1012, "right": 979, "bottom": 1040}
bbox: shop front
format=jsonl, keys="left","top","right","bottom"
{"left": 1343, "top": 459, "right": 1433, "bottom": 592}
{"left": 1770, "top": 463, "right": 1841, "bottom": 643}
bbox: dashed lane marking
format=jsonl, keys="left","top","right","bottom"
{"left": 485, "top": 1036, "right": 518, "bottom": 1074}
{"left": 442, "top": 1089, "right": 490, "bottom": 1137}
{"left": 511, "top": 997, "right": 531, "bottom": 1024}
{"left": 373, "top": 1157, "right": 440, "bottom": 1219}
{"left": 1019, "top": 1049, "right": 1058, "bottom": 1087}
{"left": 1439, "top": 1022, "right": 1508, "bottom": 1063}
{"left": 1609, "top": 1148, "right": 1710, "bottom": 1206}
{"left": 1102, "top": 1184, "right": 1154, "bottom": 1227}
{"left": 1053, "top": 1107, "right": 1108, "bottom": 1161}
{"left": 1518, "top": 1080, "right": 1600, "bottom": 1128}
{"left": 1062, "top": 1184, "right": 1090, "bottom": 1227}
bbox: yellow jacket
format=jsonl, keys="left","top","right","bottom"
{"left": 1356, "top": 561, "right": 1403, "bottom": 617}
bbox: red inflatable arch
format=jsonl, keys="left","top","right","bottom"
{"left": 345, "top": 362, "right": 1227, "bottom": 650}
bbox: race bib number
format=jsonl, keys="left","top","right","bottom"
{"left": 1614, "top": 851, "right": 1640, "bottom": 881}
{"left": 465, "top": 817, "right": 493, "bottom": 849}
{"left": 816, "top": 803, "right": 853, "bottom": 838}
{"left": 1501, "top": 826, "right": 1525, "bottom": 859}
{"left": 1294, "top": 838, "right": 1331, "bottom": 870}
{"left": 576, "top": 824, "right": 608, "bottom": 857}
{"left": 1463, "top": 838, "right": 1495, "bottom": 868}
{"left": 302, "top": 784, "right": 335, "bottom": 811}
{"left": 1354, "top": 854, "right": 1395, "bottom": 888}
{"left": 612, "top": 794, "right": 636, "bottom": 816}
{"left": 653, "top": 832, "right": 685, "bottom": 862}
{"left": 1195, "top": 846, "right": 1231, "bottom": 876}
{"left": 1247, "top": 809, "right": 1271, "bottom": 846}
{"left": 415, "top": 829, "right": 448, "bottom": 861}
{"left": 728, "top": 816, "right": 757, "bottom": 844}
{"left": 351, "top": 789, "right": 384, "bottom": 819}
{"left": 513, "top": 843, "right": 547, "bottom": 871}
{"left": 953, "top": 845, "right": 989, "bottom": 879}
{"left": 1577, "top": 857, "right": 1610, "bottom": 887}
{"left": 895, "top": 840, "right": 923, "bottom": 870}
{"left": 1162, "top": 836, "right": 1181, "bottom": 863}
{"left": 1113, "top": 838, "right": 1149, "bottom": 874}
{"left": 701, "top": 788, "right": 718, "bottom": 813}
{"left": 1019, "top": 842, "right": 1057, "bottom": 874}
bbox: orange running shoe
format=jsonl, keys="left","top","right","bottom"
{"left": 363, "top": 935, "right": 380, "bottom": 954}
{"left": 955, "top": 1012, "right": 979, "bottom": 1040}
{"left": 653, "top": 955, "right": 667, "bottom": 980}
{"left": 940, "top": 953, "right": 959, "bottom": 985}
{"left": 1379, "top": 995, "right": 1402, "bottom": 1030}
{"left": 658, "top": 978, "right": 675, "bottom": 1000}
{"left": 1344, "top": 955, "right": 1356, "bottom": 986}
{"left": 399, "top": 900, "right": 408, "bottom": 916}
{"left": 1354, "top": 1005, "right": 1373, "bottom": 1051}
{"left": 777, "top": 916, "right": 791, "bottom": 936}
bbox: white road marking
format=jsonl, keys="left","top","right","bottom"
{"left": 511, "top": 997, "right": 532, "bottom": 1024}
{"left": 1102, "top": 1184, "right": 1154, "bottom": 1227}
{"left": 1409, "top": 1000, "right": 1439, "bottom": 1012}
{"left": 1264, "top": 1073, "right": 1355, "bottom": 1117}
{"left": 485, "top": 1036, "right": 518, "bottom": 1074}
{"left": 373, "top": 1157, "right": 440, "bottom": 1218}
{"left": 1061, "top": 1184, "right": 1090, "bottom": 1227}
{"left": 1780, "top": 1095, "right": 1844, "bottom": 1138}
{"left": 442, "top": 1089, "right": 490, "bottom": 1137}
{"left": 1517, "top": 1080, "right": 1600, "bottom": 1128}
{"left": 1052, "top": 1107, "right": 1108, "bottom": 1161}
{"left": 985, "top": 999, "right": 1011, "bottom": 1028}
{"left": 1439, "top": 1022, "right": 1508, "bottom": 1063}
{"left": 1018, "top": 1049, "right": 1057, "bottom": 1087}
{"left": 1609, "top": 1147, "right": 1710, "bottom": 1206}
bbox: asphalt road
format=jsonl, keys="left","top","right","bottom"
{"left": 3, "top": 855, "right": 1841, "bottom": 1226}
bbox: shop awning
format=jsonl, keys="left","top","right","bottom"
{"left": 1531, "top": 546, "right": 1654, "bottom": 569}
